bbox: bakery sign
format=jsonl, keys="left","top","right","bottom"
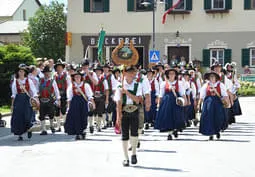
{"left": 82, "top": 35, "right": 149, "bottom": 46}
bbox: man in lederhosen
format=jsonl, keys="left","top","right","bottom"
{"left": 103, "top": 63, "right": 118, "bottom": 128}
{"left": 93, "top": 65, "right": 109, "bottom": 132}
{"left": 115, "top": 66, "right": 142, "bottom": 167}
{"left": 81, "top": 59, "right": 98, "bottom": 134}
{"left": 39, "top": 66, "right": 61, "bottom": 135}
{"left": 54, "top": 59, "right": 71, "bottom": 132}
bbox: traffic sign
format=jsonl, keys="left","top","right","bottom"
{"left": 149, "top": 50, "right": 160, "bottom": 63}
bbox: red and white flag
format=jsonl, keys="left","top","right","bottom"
{"left": 162, "top": 0, "right": 182, "bottom": 24}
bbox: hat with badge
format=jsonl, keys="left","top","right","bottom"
{"left": 42, "top": 65, "right": 52, "bottom": 73}
{"left": 54, "top": 59, "right": 65, "bottom": 70}
{"left": 124, "top": 65, "right": 137, "bottom": 72}
{"left": 93, "top": 64, "right": 103, "bottom": 72}
{"left": 81, "top": 59, "right": 90, "bottom": 66}
{"left": 204, "top": 71, "right": 220, "bottom": 81}
{"left": 210, "top": 59, "right": 222, "bottom": 70}
{"left": 16, "top": 63, "right": 29, "bottom": 75}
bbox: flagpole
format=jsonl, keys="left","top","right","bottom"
{"left": 152, "top": 0, "right": 155, "bottom": 50}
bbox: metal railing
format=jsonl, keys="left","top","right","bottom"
{"left": 240, "top": 74, "right": 255, "bottom": 82}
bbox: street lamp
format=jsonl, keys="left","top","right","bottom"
{"left": 141, "top": 0, "right": 165, "bottom": 50}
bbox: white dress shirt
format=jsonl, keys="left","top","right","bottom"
{"left": 11, "top": 78, "right": 38, "bottom": 98}
{"left": 67, "top": 82, "right": 94, "bottom": 101}
{"left": 159, "top": 80, "right": 185, "bottom": 98}
{"left": 200, "top": 81, "right": 228, "bottom": 99}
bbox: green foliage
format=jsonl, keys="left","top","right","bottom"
{"left": 0, "top": 105, "right": 11, "bottom": 113}
{"left": 238, "top": 81, "right": 255, "bottom": 96}
{"left": 23, "top": 1, "right": 66, "bottom": 60}
{"left": 0, "top": 44, "right": 36, "bottom": 106}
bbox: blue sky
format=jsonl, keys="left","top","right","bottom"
{"left": 39, "top": 0, "right": 67, "bottom": 6}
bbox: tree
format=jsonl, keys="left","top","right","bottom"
{"left": 23, "top": 1, "right": 66, "bottom": 60}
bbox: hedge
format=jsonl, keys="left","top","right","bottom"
{"left": 0, "top": 44, "right": 36, "bottom": 106}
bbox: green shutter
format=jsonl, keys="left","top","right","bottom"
{"left": 204, "top": 0, "right": 211, "bottom": 10}
{"left": 242, "top": 48, "right": 250, "bottom": 67}
{"left": 225, "top": 0, "right": 232, "bottom": 10}
{"left": 186, "top": 0, "right": 192, "bottom": 10}
{"left": 244, "top": 0, "right": 251, "bottom": 10}
{"left": 84, "top": 0, "right": 90, "bottom": 12}
{"left": 203, "top": 49, "right": 210, "bottom": 67}
{"left": 224, "top": 49, "right": 232, "bottom": 65}
{"left": 127, "top": 0, "right": 135, "bottom": 11}
{"left": 165, "top": 0, "right": 173, "bottom": 11}
{"left": 104, "top": 0, "right": 110, "bottom": 12}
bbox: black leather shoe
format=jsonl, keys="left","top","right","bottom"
{"left": 122, "top": 160, "right": 129, "bottom": 167}
{"left": 167, "top": 134, "right": 172, "bottom": 140}
{"left": 89, "top": 126, "right": 94, "bottom": 134}
{"left": 145, "top": 123, "right": 149, "bottom": 130}
{"left": 81, "top": 133, "right": 86, "bottom": 140}
{"left": 18, "top": 136, "right": 23, "bottom": 141}
{"left": 75, "top": 135, "right": 81, "bottom": 140}
{"left": 173, "top": 130, "right": 178, "bottom": 138}
{"left": 209, "top": 136, "right": 214, "bottom": 141}
{"left": 128, "top": 147, "right": 132, "bottom": 151}
{"left": 216, "top": 133, "right": 220, "bottom": 139}
{"left": 27, "top": 132, "right": 32, "bottom": 139}
{"left": 131, "top": 155, "right": 137, "bottom": 164}
{"left": 40, "top": 131, "right": 47, "bottom": 135}
{"left": 56, "top": 128, "right": 61, "bottom": 132}
{"left": 137, "top": 141, "right": 140, "bottom": 148}
{"left": 50, "top": 127, "right": 55, "bottom": 134}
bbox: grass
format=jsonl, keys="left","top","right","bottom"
{"left": 0, "top": 105, "right": 11, "bottom": 114}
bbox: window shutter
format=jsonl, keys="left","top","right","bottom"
{"left": 225, "top": 0, "right": 232, "bottom": 10}
{"left": 244, "top": 0, "right": 251, "bottom": 10}
{"left": 104, "top": 0, "right": 110, "bottom": 12}
{"left": 165, "top": 0, "right": 173, "bottom": 11}
{"left": 224, "top": 49, "right": 232, "bottom": 65}
{"left": 84, "top": 0, "right": 90, "bottom": 12}
{"left": 204, "top": 0, "right": 211, "bottom": 10}
{"left": 242, "top": 48, "right": 250, "bottom": 67}
{"left": 203, "top": 49, "right": 210, "bottom": 67}
{"left": 186, "top": 0, "right": 192, "bottom": 10}
{"left": 127, "top": 0, "right": 135, "bottom": 11}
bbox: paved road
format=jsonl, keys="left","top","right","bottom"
{"left": 0, "top": 97, "right": 255, "bottom": 177}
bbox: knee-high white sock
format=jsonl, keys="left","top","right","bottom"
{"left": 50, "top": 119, "right": 54, "bottom": 128}
{"left": 41, "top": 120, "right": 46, "bottom": 131}
{"left": 130, "top": 136, "right": 138, "bottom": 155}
{"left": 108, "top": 113, "right": 112, "bottom": 122}
{"left": 103, "top": 114, "right": 107, "bottom": 126}
{"left": 62, "top": 114, "right": 66, "bottom": 123}
{"left": 55, "top": 116, "right": 61, "bottom": 128}
{"left": 122, "top": 140, "right": 129, "bottom": 160}
{"left": 88, "top": 116, "right": 93, "bottom": 127}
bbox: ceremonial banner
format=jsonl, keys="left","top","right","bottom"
{"left": 162, "top": 0, "right": 182, "bottom": 24}
{"left": 97, "top": 29, "right": 106, "bottom": 64}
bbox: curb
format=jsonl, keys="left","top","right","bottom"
{"left": 0, "top": 113, "right": 12, "bottom": 118}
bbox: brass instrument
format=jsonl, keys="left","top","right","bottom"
{"left": 171, "top": 84, "right": 185, "bottom": 107}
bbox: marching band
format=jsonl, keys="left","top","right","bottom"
{"left": 10, "top": 58, "right": 242, "bottom": 166}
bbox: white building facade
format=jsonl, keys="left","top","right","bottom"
{"left": 66, "top": 0, "right": 255, "bottom": 71}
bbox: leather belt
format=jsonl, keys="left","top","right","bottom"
{"left": 123, "top": 105, "right": 138, "bottom": 113}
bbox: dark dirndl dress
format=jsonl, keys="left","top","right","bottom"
{"left": 64, "top": 95, "right": 88, "bottom": 135}
{"left": 155, "top": 91, "right": 185, "bottom": 132}
{"left": 199, "top": 96, "right": 226, "bottom": 136}
{"left": 185, "top": 94, "right": 195, "bottom": 122}
{"left": 11, "top": 93, "right": 33, "bottom": 135}
{"left": 145, "top": 90, "right": 157, "bottom": 124}
{"left": 232, "top": 97, "right": 242, "bottom": 116}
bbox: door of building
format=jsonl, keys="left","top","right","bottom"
{"left": 167, "top": 46, "right": 190, "bottom": 64}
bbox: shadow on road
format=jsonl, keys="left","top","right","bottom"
{"left": 133, "top": 165, "right": 185, "bottom": 172}
{"left": 138, "top": 149, "right": 177, "bottom": 153}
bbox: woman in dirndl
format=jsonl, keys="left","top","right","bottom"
{"left": 198, "top": 71, "right": 229, "bottom": 140}
{"left": 155, "top": 68, "right": 186, "bottom": 140}
{"left": 11, "top": 64, "right": 38, "bottom": 141}
{"left": 144, "top": 68, "right": 159, "bottom": 129}
{"left": 64, "top": 70, "right": 95, "bottom": 140}
{"left": 182, "top": 70, "right": 196, "bottom": 127}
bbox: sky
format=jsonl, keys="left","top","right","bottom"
{"left": 39, "top": 0, "right": 67, "bottom": 6}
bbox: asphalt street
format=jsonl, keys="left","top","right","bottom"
{"left": 0, "top": 97, "right": 255, "bottom": 177}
